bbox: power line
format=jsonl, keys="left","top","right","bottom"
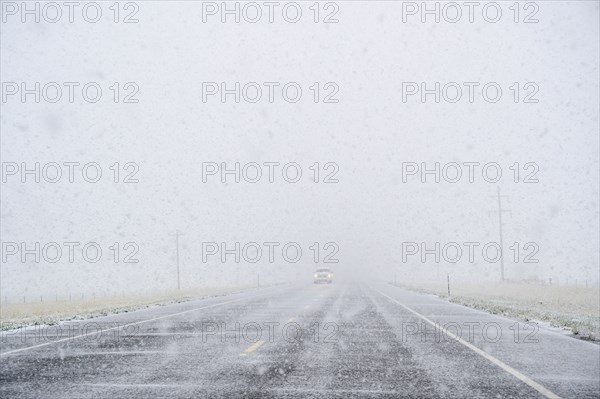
{"left": 489, "top": 187, "right": 511, "bottom": 282}
{"left": 169, "top": 230, "right": 184, "bottom": 290}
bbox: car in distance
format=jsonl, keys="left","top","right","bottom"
{"left": 313, "top": 268, "right": 333, "bottom": 284}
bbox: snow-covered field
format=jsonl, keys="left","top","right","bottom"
{"left": 391, "top": 279, "right": 600, "bottom": 341}
{"left": 0, "top": 285, "right": 258, "bottom": 331}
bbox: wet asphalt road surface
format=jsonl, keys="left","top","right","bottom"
{"left": 1, "top": 282, "right": 599, "bottom": 398}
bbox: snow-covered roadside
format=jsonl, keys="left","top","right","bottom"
{"left": 389, "top": 281, "right": 600, "bottom": 342}
{"left": 0, "top": 285, "right": 274, "bottom": 332}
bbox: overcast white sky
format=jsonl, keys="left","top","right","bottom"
{"left": 1, "top": 1, "right": 599, "bottom": 298}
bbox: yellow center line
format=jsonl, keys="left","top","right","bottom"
{"left": 240, "top": 340, "right": 265, "bottom": 356}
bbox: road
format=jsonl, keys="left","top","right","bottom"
{"left": 1, "top": 282, "right": 599, "bottom": 398}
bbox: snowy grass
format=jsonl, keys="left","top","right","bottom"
{"left": 0, "top": 286, "right": 257, "bottom": 331}
{"left": 391, "top": 279, "right": 600, "bottom": 341}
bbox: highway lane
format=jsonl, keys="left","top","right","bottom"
{"left": 1, "top": 282, "right": 598, "bottom": 398}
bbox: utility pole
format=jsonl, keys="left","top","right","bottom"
{"left": 489, "top": 187, "right": 511, "bottom": 282}
{"left": 169, "top": 230, "right": 183, "bottom": 290}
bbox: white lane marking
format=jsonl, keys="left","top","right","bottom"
{"left": 370, "top": 285, "right": 561, "bottom": 399}
{"left": 64, "top": 351, "right": 168, "bottom": 356}
{"left": 0, "top": 290, "right": 278, "bottom": 357}
{"left": 80, "top": 384, "right": 410, "bottom": 394}
{"left": 82, "top": 383, "right": 188, "bottom": 388}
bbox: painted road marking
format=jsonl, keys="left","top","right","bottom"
{"left": 240, "top": 340, "right": 265, "bottom": 356}
{"left": 0, "top": 289, "right": 281, "bottom": 357}
{"left": 370, "top": 285, "right": 561, "bottom": 399}
{"left": 64, "top": 351, "right": 168, "bottom": 356}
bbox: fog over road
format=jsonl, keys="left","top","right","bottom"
{"left": 1, "top": 282, "right": 598, "bottom": 398}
